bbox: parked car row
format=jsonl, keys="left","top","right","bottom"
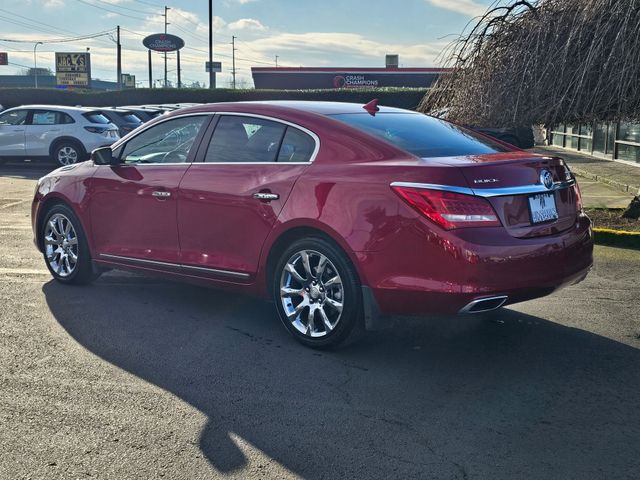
{"left": 0, "top": 103, "right": 200, "bottom": 167}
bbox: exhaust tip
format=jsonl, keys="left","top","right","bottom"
{"left": 459, "top": 295, "right": 508, "bottom": 314}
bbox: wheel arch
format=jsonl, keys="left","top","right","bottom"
{"left": 36, "top": 194, "right": 92, "bottom": 256}
{"left": 261, "top": 221, "right": 366, "bottom": 298}
{"left": 49, "top": 136, "right": 87, "bottom": 160}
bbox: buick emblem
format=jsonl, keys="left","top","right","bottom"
{"left": 540, "top": 170, "right": 554, "bottom": 190}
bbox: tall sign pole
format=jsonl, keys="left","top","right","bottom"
{"left": 208, "top": 0, "right": 215, "bottom": 88}
{"left": 116, "top": 25, "right": 122, "bottom": 90}
{"left": 231, "top": 35, "right": 236, "bottom": 89}
{"left": 177, "top": 49, "right": 181, "bottom": 88}
{"left": 163, "top": 6, "right": 170, "bottom": 88}
{"left": 33, "top": 42, "right": 43, "bottom": 88}
{"left": 148, "top": 49, "right": 152, "bottom": 88}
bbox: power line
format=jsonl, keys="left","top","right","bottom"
{"left": 91, "top": 0, "right": 157, "bottom": 16}
{"left": 0, "top": 29, "right": 115, "bottom": 44}
{"left": 73, "top": 0, "right": 156, "bottom": 21}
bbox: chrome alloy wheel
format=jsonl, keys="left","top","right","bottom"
{"left": 44, "top": 213, "right": 79, "bottom": 277}
{"left": 279, "top": 249, "right": 344, "bottom": 338}
{"left": 57, "top": 146, "right": 78, "bottom": 166}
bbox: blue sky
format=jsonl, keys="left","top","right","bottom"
{"left": 0, "top": 0, "right": 494, "bottom": 87}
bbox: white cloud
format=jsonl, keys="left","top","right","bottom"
{"left": 426, "top": 0, "right": 487, "bottom": 17}
{"left": 244, "top": 32, "right": 445, "bottom": 66}
{"left": 226, "top": 0, "right": 258, "bottom": 4}
{"left": 43, "top": 0, "right": 64, "bottom": 7}
{"left": 227, "top": 18, "right": 267, "bottom": 31}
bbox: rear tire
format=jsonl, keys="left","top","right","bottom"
{"left": 41, "top": 204, "right": 98, "bottom": 285}
{"left": 272, "top": 237, "right": 364, "bottom": 349}
{"left": 51, "top": 141, "right": 85, "bottom": 167}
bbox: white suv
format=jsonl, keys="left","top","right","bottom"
{"left": 0, "top": 105, "right": 119, "bottom": 167}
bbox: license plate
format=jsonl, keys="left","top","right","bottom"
{"left": 528, "top": 192, "right": 558, "bottom": 224}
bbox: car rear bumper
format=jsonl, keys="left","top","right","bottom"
{"left": 357, "top": 214, "right": 593, "bottom": 317}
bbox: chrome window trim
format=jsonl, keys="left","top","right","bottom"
{"left": 390, "top": 178, "right": 576, "bottom": 198}
{"left": 203, "top": 112, "right": 320, "bottom": 164}
{"left": 108, "top": 110, "right": 320, "bottom": 166}
{"left": 98, "top": 253, "right": 250, "bottom": 279}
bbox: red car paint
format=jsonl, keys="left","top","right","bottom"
{"left": 32, "top": 101, "right": 593, "bottom": 318}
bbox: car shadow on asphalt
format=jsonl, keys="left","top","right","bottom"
{"left": 42, "top": 275, "right": 640, "bottom": 479}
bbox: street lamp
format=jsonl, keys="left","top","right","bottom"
{"left": 33, "top": 42, "right": 43, "bottom": 88}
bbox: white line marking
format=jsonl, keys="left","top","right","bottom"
{"left": 0, "top": 268, "right": 50, "bottom": 275}
{"left": 0, "top": 200, "right": 27, "bottom": 210}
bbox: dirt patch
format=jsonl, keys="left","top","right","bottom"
{"left": 585, "top": 208, "right": 640, "bottom": 232}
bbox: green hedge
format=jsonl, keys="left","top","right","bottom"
{"left": 0, "top": 87, "right": 428, "bottom": 111}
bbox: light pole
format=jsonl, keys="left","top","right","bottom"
{"left": 33, "top": 42, "right": 43, "bottom": 88}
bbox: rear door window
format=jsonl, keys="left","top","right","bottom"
{"left": 277, "top": 127, "right": 316, "bottom": 163}
{"left": 204, "top": 115, "right": 286, "bottom": 163}
{"left": 31, "top": 110, "right": 58, "bottom": 125}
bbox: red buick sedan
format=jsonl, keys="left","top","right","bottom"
{"left": 32, "top": 101, "right": 593, "bottom": 348}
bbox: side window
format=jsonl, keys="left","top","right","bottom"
{"left": 0, "top": 110, "right": 28, "bottom": 126}
{"left": 31, "top": 110, "right": 59, "bottom": 125}
{"left": 60, "top": 113, "right": 75, "bottom": 124}
{"left": 277, "top": 127, "right": 316, "bottom": 163}
{"left": 120, "top": 115, "right": 206, "bottom": 164}
{"left": 204, "top": 115, "right": 286, "bottom": 163}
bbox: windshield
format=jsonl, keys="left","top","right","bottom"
{"left": 330, "top": 112, "right": 509, "bottom": 158}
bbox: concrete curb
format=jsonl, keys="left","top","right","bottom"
{"left": 571, "top": 167, "right": 639, "bottom": 196}
{"left": 593, "top": 227, "right": 640, "bottom": 250}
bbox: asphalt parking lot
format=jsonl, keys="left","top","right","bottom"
{"left": 1, "top": 164, "right": 639, "bottom": 480}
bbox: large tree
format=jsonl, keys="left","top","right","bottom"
{"left": 419, "top": 0, "right": 640, "bottom": 127}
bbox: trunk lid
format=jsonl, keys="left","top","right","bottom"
{"left": 428, "top": 152, "right": 579, "bottom": 238}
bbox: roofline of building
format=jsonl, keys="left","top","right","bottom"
{"left": 251, "top": 67, "right": 453, "bottom": 73}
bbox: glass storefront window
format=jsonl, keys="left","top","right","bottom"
{"left": 552, "top": 133, "right": 564, "bottom": 147}
{"left": 580, "top": 123, "right": 593, "bottom": 137}
{"left": 566, "top": 124, "right": 578, "bottom": 135}
{"left": 616, "top": 143, "right": 640, "bottom": 163}
{"left": 593, "top": 123, "right": 608, "bottom": 155}
{"left": 579, "top": 138, "right": 592, "bottom": 152}
{"left": 618, "top": 122, "right": 640, "bottom": 144}
{"left": 567, "top": 136, "right": 579, "bottom": 149}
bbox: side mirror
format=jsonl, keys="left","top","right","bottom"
{"left": 91, "top": 147, "right": 117, "bottom": 166}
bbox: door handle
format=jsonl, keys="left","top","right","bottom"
{"left": 253, "top": 192, "right": 279, "bottom": 201}
{"left": 152, "top": 191, "right": 171, "bottom": 199}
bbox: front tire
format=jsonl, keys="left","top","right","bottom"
{"left": 41, "top": 204, "right": 97, "bottom": 285}
{"left": 273, "top": 237, "right": 363, "bottom": 348}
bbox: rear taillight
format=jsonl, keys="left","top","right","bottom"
{"left": 574, "top": 183, "right": 583, "bottom": 213}
{"left": 391, "top": 185, "right": 501, "bottom": 230}
{"left": 84, "top": 126, "right": 107, "bottom": 134}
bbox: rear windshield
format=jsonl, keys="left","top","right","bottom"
{"left": 83, "top": 112, "right": 111, "bottom": 124}
{"left": 118, "top": 112, "right": 143, "bottom": 124}
{"left": 330, "top": 112, "right": 509, "bottom": 158}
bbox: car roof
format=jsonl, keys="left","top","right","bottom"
{"left": 226, "top": 100, "right": 414, "bottom": 115}
{"left": 6, "top": 104, "right": 101, "bottom": 113}
{"left": 171, "top": 101, "right": 416, "bottom": 118}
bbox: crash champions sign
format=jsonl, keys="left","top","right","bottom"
{"left": 55, "top": 52, "right": 91, "bottom": 87}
